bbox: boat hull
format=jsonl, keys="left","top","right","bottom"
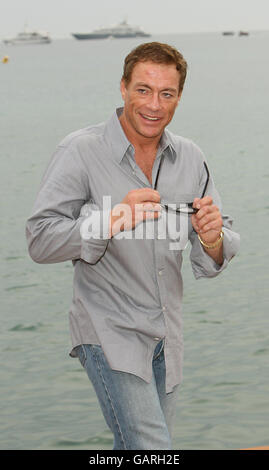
{"left": 72, "top": 33, "right": 111, "bottom": 40}
{"left": 4, "top": 39, "right": 51, "bottom": 45}
{"left": 112, "top": 33, "right": 151, "bottom": 38}
{"left": 72, "top": 32, "right": 151, "bottom": 40}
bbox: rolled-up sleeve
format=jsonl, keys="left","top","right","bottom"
{"left": 25, "top": 144, "right": 109, "bottom": 264}
{"left": 189, "top": 156, "right": 240, "bottom": 279}
{"left": 189, "top": 214, "right": 240, "bottom": 279}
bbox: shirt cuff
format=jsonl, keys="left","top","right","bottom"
{"left": 190, "top": 226, "right": 240, "bottom": 279}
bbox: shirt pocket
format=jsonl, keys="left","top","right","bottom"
{"left": 162, "top": 192, "right": 197, "bottom": 205}
{"left": 163, "top": 193, "right": 196, "bottom": 246}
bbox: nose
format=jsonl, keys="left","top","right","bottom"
{"left": 148, "top": 92, "right": 161, "bottom": 112}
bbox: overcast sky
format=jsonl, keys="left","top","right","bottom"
{"left": 1, "top": 0, "right": 269, "bottom": 38}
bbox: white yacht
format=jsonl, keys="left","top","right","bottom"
{"left": 72, "top": 20, "right": 150, "bottom": 40}
{"left": 3, "top": 29, "right": 51, "bottom": 45}
{"left": 110, "top": 20, "right": 151, "bottom": 38}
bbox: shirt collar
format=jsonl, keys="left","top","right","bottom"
{"left": 158, "top": 129, "right": 177, "bottom": 162}
{"left": 104, "top": 107, "right": 177, "bottom": 164}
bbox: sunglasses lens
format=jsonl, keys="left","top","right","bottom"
{"left": 162, "top": 204, "right": 198, "bottom": 214}
{"left": 177, "top": 206, "right": 196, "bottom": 214}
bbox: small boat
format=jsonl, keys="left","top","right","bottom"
{"left": 239, "top": 31, "right": 249, "bottom": 36}
{"left": 72, "top": 20, "right": 151, "bottom": 40}
{"left": 222, "top": 31, "right": 235, "bottom": 36}
{"left": 3, "top": 29, "right": 51, "bottom": 45}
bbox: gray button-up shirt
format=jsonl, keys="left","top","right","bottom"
{"left": 25, "top": 108, "right": 240, "bottom": 393}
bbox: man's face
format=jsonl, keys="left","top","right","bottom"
{"left": 120, "top": 61, "right": 182, "bottom": 142}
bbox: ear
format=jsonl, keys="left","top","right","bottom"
{"left": 176, "top": 90, "right": 182, "bottom": 106}
{"left": 120, "top": 79, "right": 127, "bottom": 101}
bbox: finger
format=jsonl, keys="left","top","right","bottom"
{"left": 195, "top": 204, "right": 218, "bottom": 220}
{"left": 193, "top": 195, "right": 213, "bottom": 210}
{"left": 144, "top": 211, "right": 161, "bottom": 218}
{"left": 131, "top": 188, "right": 161, "bottom": 203}
{"left": 197, "top": 216, "right": 223, "bottom": 233}
{"left": 191, "top": 214, "right": 199, "bottom": 232}
{"left": 198, "top": 223, "right": 222, "bottom": 234}
{"left": 136, "top": 202, "right": 161, "bottom": 213}
{"left": 143, "top": 202, "right": 162, "bottom": 212}
{"left": 197, "top": 210, "right": 221, "bottom": 226}
{"left": 192, "top": 198, "right": 201, "bottom": 209}
{"left": 198, "top": 195, "right": 213, "bottom": 207}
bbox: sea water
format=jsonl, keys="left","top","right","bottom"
{"left": 0, "top": 32, "right": 268, "bottom": 449}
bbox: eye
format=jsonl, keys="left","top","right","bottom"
{"left": 162, "top": 92, "right": 173, "bottom": 99}
{"left": 137, "top": 88, "right": 148, "bottom": 94}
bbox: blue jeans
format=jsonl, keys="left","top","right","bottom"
{"left": 75, "top": 340, "right": 179, "bottom": 450}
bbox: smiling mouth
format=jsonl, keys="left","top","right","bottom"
{"left": 140, "top": 113, "right": 161, "bottom": 122}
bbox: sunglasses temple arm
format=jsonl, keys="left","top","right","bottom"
{"left": 200, "top": 161, "right": 210, "bottom": 199}
{"left": 161, "top": 161, "right": 210, "bottom": 211}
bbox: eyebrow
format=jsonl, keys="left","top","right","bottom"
{"left": 135, "top": 82, "right": 178, "bottom": 94}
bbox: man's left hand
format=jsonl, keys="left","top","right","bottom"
{"left": 191, "top": 196, "right": 223, "bottom": 244}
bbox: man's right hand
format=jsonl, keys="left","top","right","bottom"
{"left": 109, "top": 188, "right": 161, "bottom": 238}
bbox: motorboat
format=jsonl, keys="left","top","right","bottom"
{"left": 3, "top": 29, "right": 51, "bottom": 45}
{"left": 72, "top": 20, "right": 151, "bottom": 40}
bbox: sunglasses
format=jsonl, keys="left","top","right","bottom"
{"left": 155, "top": 161, "right": 210, "bottom": 215}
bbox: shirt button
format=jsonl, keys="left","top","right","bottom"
{"left": 162, "top": 306, "right": 166, "bottom": 312}
{"left": 158, "top": 270, "right": 163, "bottom": 276}
{"left": 154, "top": 337, "right": 160, "bottom": 341}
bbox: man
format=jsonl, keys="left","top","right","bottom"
{"left": 26, "top": 42, "right": 240, "bottom": 450}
